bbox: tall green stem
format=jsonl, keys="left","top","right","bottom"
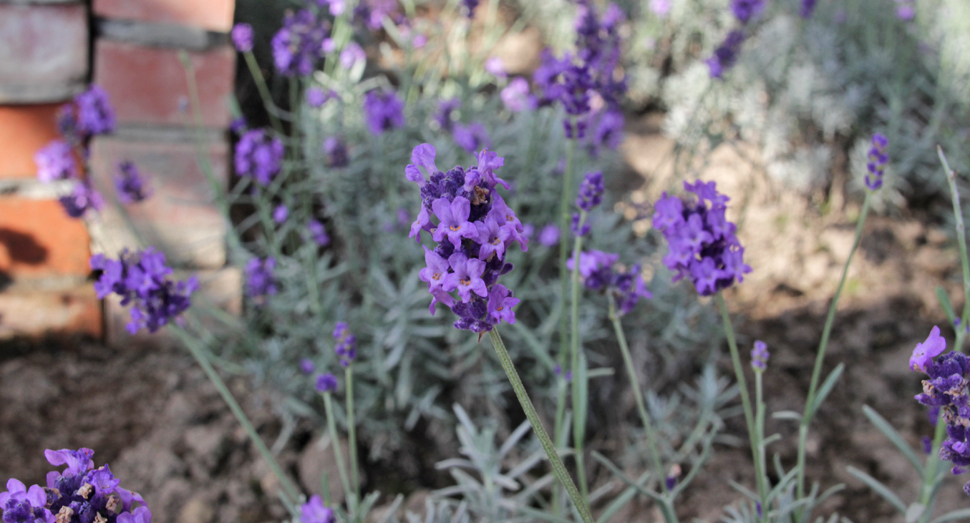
{"left": 570, "top": 211, "right": 589, "bottom": 501}
{"left": 715, "top": 293, "right": 766, "bottom": 504}
{"left": 754, "top": 369, "right": 767, "bottom": 522}
{"left": 172, "top": 327, "right": 301, "bottom": 503}
{"left": 242, "top": 51, "right": 284, "bottom": 134}
{"left": 323, "top": 392, "right": 353, "bottom": 513}
{"left": 795, "top": 192, "right": 872, "bottom": 506}
{"left": 940, "top": 147, "right": 970, "bottom": 350}
{"left": 608, "top": 296, "right": 678, "bottom": 523}
{"left": 487, "top": 328, "right": 595, "bottom": 523}
{"left": 345, "top": 365, "right": 361, "bottom": 505}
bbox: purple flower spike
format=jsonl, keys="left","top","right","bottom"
{"left": 114, "top": 161, "right": 151, "bottom": 204}
{"left": 432, "top": 196, "right": 477, "bottom": 248}
{"left": 576, "top": 171, "right": 605, "bottom": 212}
{"left": 74, "top": 85, "right": 116, "bottom": 137}
{"left": 236, "top": 129, "right": 284, "bottom": 186}
{"left": 333, "top": 322, "right": 357, "bottom": 366}
{"left": 501, "top": 78, "right": 533, "bottom": 113}
{"left": 35, "top": 140, "right": 78, "bottom": 183}
{"left": 453, "top": 122, "right": 491, "bottom": 154}
{"left": 315, "top": 372, "right": 338, "bottom": 393}
{"left": 308, "top": 219, "right": 331, "bottom": 246}
{"left": 363, "top": 89, "right": 405, "bottom": 135}
{"left": 60, "top": 179, "right": 104, "bottom": 218}
{"left": 245, "top": 257, "right": 278, "bottom": 302}
{"left": 751, "top": 340, "right": 770, "bottom": 371}
{"left": 707, "top": 30, "right": 745, "bottom": 79}
{"left": 232, "top": 23, "right": 254, "bottom": 52}
{"left": 539, "top": 223, "right": 560, "bottom": 247}
{"left": 910, "top": 326, "right": 947, "bottom": 372}
{"left": 301, "top": 358, "right": 316, "bottom": 374}
{"left": 301, "top": 495, "right": 335, "bottom": 523}
{"left": 272, "top": 9, "right": 326, "bottom": 77}
{"left": 653, "top": 180, "right": 750, "bottom": 296}
{"left": 865, "top": 133, "right": 889, "bottom": 190}
{"left": 730, "top": 0, "right": 766, "bottom": 23}
{"left": 273, "top": 204, "right": 289, "bottom": 224}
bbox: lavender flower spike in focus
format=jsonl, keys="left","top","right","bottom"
{"left": 576, "top": 171, "right": 605, "bottom": 211}
{"left": 91, "top": 247, "right": 198, "bottom": 333}
{"left": 0, "top": 448, "right": 151, "bottom": 523}
{"left": 751, "top": 340, "right": 769, "bottom": 371}
{"left": 333, "top": 322, "right": 357, "bottom": 366}
{"left": 865, "top": 133, "right": 889, "bottom": 190}
{"left": 910, "top": 326, "right": 970, "bottom": 496}
{"left": 652, "top": 180, "right": 751, "bottom": 296}
{"left": 114, "top": 161, "right": 151, "bottom": 204}
{"left": 405, "top": 143, "right": 526, "bottom": 333}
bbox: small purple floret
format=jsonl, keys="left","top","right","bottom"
{"left": 363, "top": 89, "right": 405, "bottom": 135}
{"left": 236, "top": 129, "right": 284, "bottom": 186}
{"left": 114, "top": 161, "right": 151, "bottom": 204}
{"left": 232, "top": 23, "right": 254, "bottom": 52}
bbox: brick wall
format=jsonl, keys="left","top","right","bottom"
{"left": 0, "top": 0, "right": 239, "bottom": 343}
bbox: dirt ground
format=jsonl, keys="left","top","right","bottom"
{"left": 1, "top": 115, "right": 967, "bottom": 522}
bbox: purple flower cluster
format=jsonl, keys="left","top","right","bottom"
{"left": 245, "top": 257, "right": 278, "bottom": 302}
{"left": 462, "top": 0, "right": 480, "bottom": 17}
{"left": 273, "top": 205, "right": 289, "bottom": 224}
{"left": 353, "top": 0, "right": 401, "bottom": 30}
{"left": 406, "top": 144, "right": 526, "bottom": 332}
{"left": 333, "top": 322, "right": 357, "bottom": 366}
{"left": 92, "top": 247, "right": 198, "bottom": 333}
{"left": 315, "top": 372, "right": 339, "bottom": 393}
{"left": 751, "top": 340, "right": 769, "bottom": 371}
{"left": 652, "top": 180, "right": 751, "bottom": 296}
{"left": 566, "top": 250, "right": 652, "bottom": 315}
{"left": 272, "top": 9, "right": 327, "bottom": 76}
{"left": 0, "top": 448, "right": 150, "bottom": 523}
{"left": 800, "top": 0, "right": 818, "bottom": 18}
{"left": 911, "top": 327, "right": 970, "bottom": 495}
{"left": 730, "top": 0, "right": 766, "bottom": 24}
{"left": 301, "top": 495, "right": 334, "bottom": 523}
{"left": 501, "top": 78, "right": 534, "bottom": 113}
{"left": 363, "top": 89, "right": 406, "bottom": 136}
{"left": 707, "top": 30, "right": 746, "bottom": 79}
{"left": 434, "top": 99, "right": 461, "bottom": 132}
{"left": 587, "top": 108, "right": 624, "bottom": 157}
{"left": 308, "top": 219, "right": 331, "bottom": 246}
{"left": 36, "top": 85, "right": 123, "bottom": 218}
{"left": 453, "top": 122, "right": 491, "bottom": 154}
{"left": 306, "top": 87, "right": 336, "bottom": 108}
{"left": 235, "top": 129, "right": 285, "bottom": 186}
{"left": 895, "top": 0, "right": 915, "bottom": 21}
{"left": 533, "top": 1, "right": 626, "bottom": 141}
{"left": 865, "top": 133, "right": 889, "bottom": 190}
{"left": 232, "top": 23, "right": 254, "bottom": 52}
{"left": 114, "top": 161, "right": 151, "bottom": 204}
{"left": 539, "top": 223, "right": 560, "bottom": 247}
{"left": 571, "top": 171, "right": 605, "bottom": 236}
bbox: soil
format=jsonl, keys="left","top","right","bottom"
{"left": 1, "top": 115, "right": 967, "bottom": 522}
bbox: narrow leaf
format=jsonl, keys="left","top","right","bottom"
{"left": 846, "top": 466, "right": 906, "bottom": 514}
{"left": 862, "top": 405, "right": 924, "bottom": 476}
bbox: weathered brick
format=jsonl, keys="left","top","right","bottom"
{"left": 0, "top": 198, "right": 91, "bottom": 279}
{"left": 105, "top": 267, "right": 241, "bottom": 347}
{"left": 0, "top": 104, "right": 71, "bottom": 179}
{"left": 0, "top": 4, "right": 88, "bottom": 104}
{"left": 93, "top": 0, "right": 235, "bottom": 32}
{"left": 0, "top": 281, "right": 102, "bottom": 340}
{"left": 93, "top": 40, "right": 235, "bottom": 129}
{"left": 88, "top": 133, "right": 228, "bottom": 268}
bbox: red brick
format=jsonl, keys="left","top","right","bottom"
{"left": 0, "top": 199, "right": 91, "bottom": 278}
{"left": 0, "top": 281, "right": 101, "bottom": 340}
{"left": 93, "top": 0, "right": 235, "bottom": 32}
{"left": 93, "top": 40, "right": 236, "bottom": 129}
{"left": 105, "top": 267, "right": 241, "bottom": 347}
{"left": 0, "top": 104, "right": 63, "bottom": 179}
{"left": 88, "top": 134, "right": 228, "bottom": 268}
{"left": 0, "top": 4, "right": 88, "bottom": 103}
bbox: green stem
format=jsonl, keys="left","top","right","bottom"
{"left": 755, "top": 369, "right": 767, "bottom": 522}
{"left": 488, "top": 328, "right": 594, "bottom": 523}
{"left": 172, "top": 327, "right": 301, "bottom": 503}
{"left": 715, "top": 293, "right": 766, "bottom": 504}
{"left": 608, "top": 296, "right": 677, "bottom": 522}
{"left": 918, "top": 413, "right": 947, "bottom": 523}
{"left": 940, "top": 147, "right": 970, "bottom": 351}
{"left": 345, "top": 365, "right": 361, "bottom": 505}
{"left": 323, "top": 392, "right": 353, "bottom": 512}
{"left": 795, "top": 192, "right": 872, "bottom": 505}
{"left": 242, "top": 51, "right": 284, "bottom": 134}
{"left": 570, "top": 210, "right": 589, "bottom": 501}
